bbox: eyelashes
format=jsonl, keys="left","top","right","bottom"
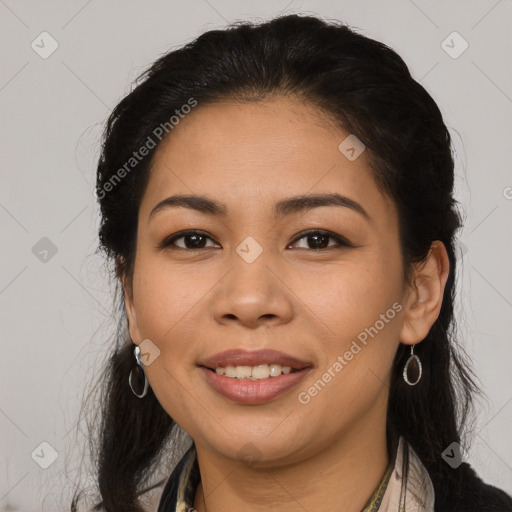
{"left": 288, "top": 229, "right": 353, "bottom": 250}
{"left": 159, "top": 230, "right": 217, "bottom": 250}
{"left": 158, "top": 229, "right": 354, "bottom": 251}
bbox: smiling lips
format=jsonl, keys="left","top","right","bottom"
{"left": 198, "top": 348, "right": 313, "bottom": 404}
{"left": 199, "top": 348, "right": 312, "bottom": 371}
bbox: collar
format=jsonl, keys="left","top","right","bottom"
{"left": 157, "top": 436, "right": 435, "bottom": 512}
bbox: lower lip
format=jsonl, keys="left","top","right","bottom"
{"left": 199, "top": 366, "right": 312, "bottom": 404}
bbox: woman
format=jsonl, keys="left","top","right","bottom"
{"left": 72, "top": 14, "right": 512, "bottom": 512}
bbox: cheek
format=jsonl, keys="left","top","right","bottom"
{"left": 129, "top": 253, "right": 209, "bottom": 421}
{"left": 304, "top": 253, "right": 401, "bottom": 332}
{"left": 129, "top": 250, "right": 213, "bottom": 366}
{"left": 301, "top": 250, "right": 403, "bottom": 382}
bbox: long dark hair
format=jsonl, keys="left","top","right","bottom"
{"left": 71, "top": 13, "right": 505, "bottom": 511}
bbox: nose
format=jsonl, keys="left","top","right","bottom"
{"left": 211, "top": 246, "right": 294, "bottom": 331}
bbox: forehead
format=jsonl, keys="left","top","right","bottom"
{"left": 140, "top": 96, "right": 396, "bottom": 224}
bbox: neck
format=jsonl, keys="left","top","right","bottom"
{"left": 192, "top": 409, "right": 390, "bottom": 512}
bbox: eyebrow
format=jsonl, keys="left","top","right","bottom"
{"left": 149, "top": 193, "right": 371, "bottom": 222}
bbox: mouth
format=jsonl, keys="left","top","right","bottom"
{"left": 199, "top": 366, "right": 312, "bottom": 404}
{"left": 201, "top": 363, "right": 303, "bottom": 380}
{"left": 198, "top": 348, "right": 312, "bottom": 378}
{"left": 197, "top": 348, "right": 313, "bottom": 404}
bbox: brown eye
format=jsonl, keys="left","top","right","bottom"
{"left": 159, "top": 231, "right": 219, "bottom": 250}
{"left": 289, "top": 230, "right": 352, "bottom": 250}
{"left": 159, "top": 229, "right": 352, "bottom": 251}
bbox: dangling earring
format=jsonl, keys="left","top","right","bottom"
{"left": 403, "top": 344, "right": 422, "bottom": 386}
{"left": 129, "top": 345, "right": 149, "bottom": 398}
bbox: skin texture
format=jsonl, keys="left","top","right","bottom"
{"left": 121, "top": 95, "right": 449, "bottom": 512}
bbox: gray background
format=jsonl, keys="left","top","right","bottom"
{"left": 1, "top": 0, "right": 511, "bottom": 510}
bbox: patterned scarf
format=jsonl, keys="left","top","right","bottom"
{"left": 157, "top": 436, "right": 435, "bottom": 512}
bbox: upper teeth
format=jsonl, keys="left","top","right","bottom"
{"left": 215, "top": 364, "right": 293, "bottom": 380}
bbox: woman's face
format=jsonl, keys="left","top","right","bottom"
{"left": 123, "top": 95, "right": 416, "bottom": 465}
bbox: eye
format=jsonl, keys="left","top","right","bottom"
{"left": 159, "top": 229, "right": 352, "bottom": 251}
{"left": 159, "top": 230, "right": 220, "bottom": 250}
{"left": 288, "top": 229, "right": 352, "bottom": 250}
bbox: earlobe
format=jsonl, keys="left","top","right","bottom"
{"left": 124, "top": 290, "right": 141, "bottom": 344}
{"left": 117, "top": 261, "right": 142, "bottom": 344}
{"left": 399, "top": 241, "right": 450, "bottom": 346}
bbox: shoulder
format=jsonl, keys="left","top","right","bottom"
{"left": 434, "top": 463, "right": 512, "bottom": 512}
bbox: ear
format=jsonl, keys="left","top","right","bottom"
{"left": 399, "top": 241, "right": 450, "bottom": 346}
{"left": 116, "top": 256, "right": 142, "bottom": 344}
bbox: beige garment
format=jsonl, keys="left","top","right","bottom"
{"left": 377, "top": 437, "right": 435, "bottom": 512}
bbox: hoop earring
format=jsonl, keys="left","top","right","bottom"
{"left": 129, "top": 345, "right": 149, "bottom": 398}
{"left": 403, "top": 344, "right": 422, "bottom": 386}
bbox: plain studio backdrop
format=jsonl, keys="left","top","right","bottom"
{"left": 0, "top": 1, "right": 511, "bottom": 510}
